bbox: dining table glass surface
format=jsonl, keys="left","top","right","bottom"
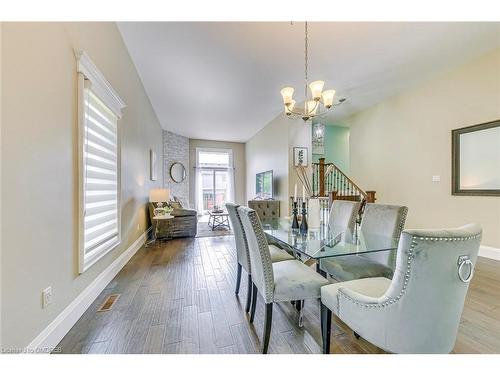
{"left": 261, "top": 218, "right": 399, "bottom": 260}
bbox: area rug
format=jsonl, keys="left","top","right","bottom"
{"left": 196, "top": 214, "right": 233, "bottom": 238}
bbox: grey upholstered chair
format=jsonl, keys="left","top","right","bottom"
{"left": 320, "top": 203, "right": 408, "bottom": 281}
{"left": 320, "top": 224, "right": 482, "bottom": 354}
{"left": 225, "top": 203, "right": 294, "bottom": 314}
{"left": 328, "top": 200, "right": 360, "bottom": 232}
{"left": 237, "top": 206, "right": 330, "bottom": 354}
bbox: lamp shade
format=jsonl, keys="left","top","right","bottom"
{"left": 149, "top": 188, "right": 170, "bottom": 202}
{"left": 284, "top": 100, "right": 296, "bottom": 115}
{"left": 309, "top": 80, "right": 324, "bottom": 100}
{"left": 280, "top": 87, "right": 294, "bottom": 104}
{"left": 307, "top": 100, "right": 318, "bottom": 116}
{"left": 321, "top": 89, "right": 336, "bottom": 108}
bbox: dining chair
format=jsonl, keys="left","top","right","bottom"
{"left": 320, "top": 224, "right": 482, "bottom": 354}
{"left": 225, "top": 203, "right": 294, "bottom": 314}
{"left": 237, "top": 206, "right": 330, "bottom": 353}
{"left": 328, "top": 200, "right": 360, "bottom": 231}
{"left": 320, "top": 203, "right": 408, "bottom": 281}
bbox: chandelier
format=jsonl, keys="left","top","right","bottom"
{"left": 280, "top": 22, "right": 345, "bottom": 121}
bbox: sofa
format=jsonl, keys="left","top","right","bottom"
{"left": 148, "top": 201, "right": 197, "bottom": 238}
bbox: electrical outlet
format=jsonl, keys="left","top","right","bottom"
{"left": 42, "top": 287, "right": 52, "bottom": 308}
{"left": 432, "top": 175, "right": 441, "bottom": 182}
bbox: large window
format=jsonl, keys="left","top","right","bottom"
{"left": 195, "top": 148, "right": 234, "bottom": 213}
{"left": 77, "top": 51, "right": 125, "bottom": 273}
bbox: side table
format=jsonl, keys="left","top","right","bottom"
{"left": 146, "top": 214, "right": 174, "bottom": 247}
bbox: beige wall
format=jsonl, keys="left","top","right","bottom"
{"left": 189, "top": 139, "right": 246, "bottom": 206}
{"left": 245, "top": 113, "right": 311, "bottom": 217}
{"left": 288, "top": 120, "right": 312, "bottom": 203}
{"left": 1, "top": 23, "right": 164, "bottom": 347}
{"left": 345, "top": 48, "right": 500, "bottom": 248}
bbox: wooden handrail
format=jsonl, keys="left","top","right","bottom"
{"left": 312, "top": 160, "right": 376, "bottom": 204}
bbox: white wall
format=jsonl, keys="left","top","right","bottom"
{"left": 1, "top": 22, "right": 164, "bottom": 348}
{"left": 246, "top": 112, "right": 311, "bottom": 217}
{"left": 288, "top": 120, "right": 312, "bottom": 202}
{"left": 345, "top": 48, "right": 500, "bottom": 248}
{"left": 189, "top": 139, "right": 246, "bottom": 207}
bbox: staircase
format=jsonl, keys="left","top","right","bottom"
{"left": 312, "top": 157, "right": 376, "bottom": 213}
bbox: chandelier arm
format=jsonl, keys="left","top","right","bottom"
{"left": 288, "top": 108, "right": 307, "bottom": 117}
{"left": 285, "top": 102, "right": 308, "bottom": 117}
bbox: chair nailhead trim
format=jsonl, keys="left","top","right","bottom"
{"left": 337, "top": 233, "right": 481, "bottom": 314}
{"left": 248, "top": 210, "right": 275, "bottom": 303}
{"left": 235, "top": 208, "right": 252, "bottom": 274}
{"left": 397, "top": 207, "right": 408, "bottom": 238}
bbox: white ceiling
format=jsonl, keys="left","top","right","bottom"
{"left": 118, "top": 22, "right": 500, "bottom": 142}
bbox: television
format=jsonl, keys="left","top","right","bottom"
{"left": 256, "top": 170, "right": 273, "bottom": 199}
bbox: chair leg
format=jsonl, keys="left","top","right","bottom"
{"left": 262, "top": 303, "right": 273, "bottom": 354}
{"left": 235, "top": 263, "right": 242, "bottom": 295}
{"left": 298, "top": 300, "right": 304, "bottom": 327}
{"left": 321, "top": 303, "right": 332, "bottom": 354}
{"left": 249, "top": 283, "right": 258, "bottom": 323}
{"left": 245, "top": 275, "right": 252, "bottom": 313}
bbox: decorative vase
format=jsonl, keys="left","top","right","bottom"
{"left": 308, "top": 198, "right": 321, "bottom": 229}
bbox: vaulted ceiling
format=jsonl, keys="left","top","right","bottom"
{"left": 118, "top": 22, "right": 500, "bottom": 142}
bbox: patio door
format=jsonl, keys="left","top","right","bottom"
{"left": 201, "top": 169, "right": 230, "bottom": 212}
{"left": 195, "top": 148, "right": 234, "bottom": 214}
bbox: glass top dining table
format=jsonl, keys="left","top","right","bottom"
{"left": 261, "top": 218, "right": 399, "bottom": 260}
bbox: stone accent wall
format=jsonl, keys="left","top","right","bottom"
{"left": 163, "top": 131, "right": 189, "bottom": 205}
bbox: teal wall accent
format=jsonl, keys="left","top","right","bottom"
{"left": 312, "top": 125, "right": 350, "bottom": 172}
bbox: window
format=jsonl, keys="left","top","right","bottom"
{"left": 76, "top": 51, "right": 126, "bottom": 273}
{"left": 195, "top": 148, "right": 234, "bottom": 213}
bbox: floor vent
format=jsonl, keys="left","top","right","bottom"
{"left": 97, "top": 294, "right": 120, "bottom": 312}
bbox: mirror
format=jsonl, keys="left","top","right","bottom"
{"left": 452, "top": 119, "right": 500, "bottom": 196}
{"left": 170, "top": 162, "right": 186, "bottom": 183}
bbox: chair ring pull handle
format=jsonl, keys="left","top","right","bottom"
{"left": 458, "top": 256, "right": 473, "bottom": 283}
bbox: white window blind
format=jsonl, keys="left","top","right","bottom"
{"left": 82, "top": 87, "right": 120, "bottom": 265}
{"left": 76, "top": 50, "right": 125, "bottom": 273}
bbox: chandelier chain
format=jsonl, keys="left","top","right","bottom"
{"left": 304, "top": 21, "right": 308, "bottom": 97}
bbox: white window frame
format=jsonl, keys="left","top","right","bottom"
{"left": 196, "top": 147, "right": 233, "bottom": 169}
{"left": 76, "top": 51, "right": 126, "bottom": 273}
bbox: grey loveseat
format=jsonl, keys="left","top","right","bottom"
{"left": 148, "top": 202, "right": 197, "bottom": 238}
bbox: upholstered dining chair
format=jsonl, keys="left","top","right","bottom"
{"left": 225, "top": 203, "right": 294, "bottom": 314}
{"left": 320, "top": 224, "right": 482, "bottom": 354}
{"left": 237, "top": 206, "right": 330, "bottom": 354}
{"left": 320, "top": 203, "right": 408, "bottom": 281}
{"left": 328, "top": 200, "right": 360, "bottom": 232}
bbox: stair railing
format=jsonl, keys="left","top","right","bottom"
{"left": 313, "top": 158, "right": 372, "bottom": 199}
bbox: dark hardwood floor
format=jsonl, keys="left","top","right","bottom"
{"left": 56, "top": 235, "right": 500, "bottom": 354}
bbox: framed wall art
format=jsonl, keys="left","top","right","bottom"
{"left": 293, "top": 147, "right": 308, "bottom": 167}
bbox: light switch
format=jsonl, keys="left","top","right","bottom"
{"left": 432, "top": 175, "right": 441, "bottom": 182}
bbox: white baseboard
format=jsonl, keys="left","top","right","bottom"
{"left": 479, "top": 245, "right": 500, "bottom": 262}
{"left": 26, "top": 228, "right": 150, "bottom": 352}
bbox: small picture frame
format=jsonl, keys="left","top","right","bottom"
{"left": 293, "top": 147, "right": 308, "bottom": 167}
{"left": 150, "top": 149, "right": 157, "bottom": 181}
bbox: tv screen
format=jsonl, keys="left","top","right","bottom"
{"left": 256, "top": 170, "right": 273, "bottom": 199}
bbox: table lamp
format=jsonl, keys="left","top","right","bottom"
{"left": 149, "top": 188, "right": 170, "bottom": 216}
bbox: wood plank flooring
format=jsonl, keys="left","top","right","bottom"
{"left": 55, "top": 236, "right": 500, "bottom": 354}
